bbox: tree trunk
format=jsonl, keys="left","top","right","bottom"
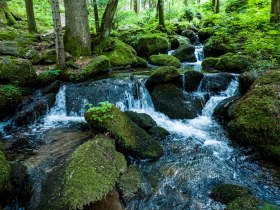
{"left": 270, "top": 0, "right": 280, "bottom": 23}
{"left": 24, "top": 0, "right": 37, "bottom": 33}
{"left": 99, "top": 0, "right": 119, "bottom": 36}
{"left": 134, "top": 0, "right": 138, "bottom": 14}
{"left": 212, "top": 0, "right": 219, "bottom": 13}
{"left": 92, "top": 0, "right": 99, "bottom": 32}
{"left": 50, "top": 0, "right": 66, "bottom": 69}
{"left": 158, "top": 0, "right": 165, "bottom": 29}
{"left": 64, "top": 0, "right": 91, "bottom": 57}
{"left": 0, "top": 0, "right": 16, "bottom": 25}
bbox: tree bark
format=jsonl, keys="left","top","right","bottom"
{"left": 158, "top": 0, "right": 165, "bottom": 29}
{"left": 0, "top": 0, "right": 16, "bottom": 25}
{"left": 99, "top": 0, "right": 119, "bottom": 36}
{"left": 64, "top": 0, "right": 91, "bottom": 56}
{"left": 270, "top": 0, "right": 280, "bottom": 23}
{"left": 24, "top": 0, "right": 37, "bottom": 33}
{"left": 212, "top": 0, "right": 219, "bottom": 13}
{"left": 134, "top": 0, "right": 138, "bottom": 14}
{"left": 92, "top": 0, "right": 99, "bottom": 32}
{"left": 50, "top": 0, "right": 66, "bottom": 69}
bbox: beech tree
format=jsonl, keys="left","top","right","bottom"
{"left": 158, "top": 0, "right": 165, "bottom": 29}
{"left": 92, "top": 0, "right": 99, "bottom": 32}
{"left": 24, "top": 0, "right": 37, "bottom": 33}
{"left": 270, "top": 0, "right": 280, "bottom": 23}
{"left": 64, "top": 0, "right": 91, "bottom": 56}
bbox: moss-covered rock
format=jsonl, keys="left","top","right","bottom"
{"left": 201, "top": 57, "right": 220, "bottom": 71}
{"left": 204, "top": 36, "right": 234, "bottom": 58}
{"left": 210, "top": 184, "right": 251, "bottom": 204}
{"left": 184, "top": 71, "right": 204, "bottom": 92}
{"left": 82, "top": 55, "right": 110, "bottom": 77}
{"left": 146, "top": 66, "right": 181, "bottom": 91}
{"left": 181, "top": 30, "right": 197, "bottom": 44}
{"left": 42, "top": 49, "right": 56, "bottom": 64}
{"left": 151, "top": 84, "right": 203, "bottom": 119}
{"left": 0, "top": 41, "right": 27, "bottom": 57}
{"left": 201, "top": 73, "right": 235, "bottom": 94}
{"left": 118, "top": 165, "right": 141, "bottom": 201}
{"left": 225, "top": 0, "right": 248, "bottom": 13}
{"left": 215, "top": 54, "right": 254, "bottom": 73}
{"left": 85, "top": 104, "right": 164, "bottom": 159}
{"left": 198, "top": 27, "right": 214, "bottom": 43}
{"left": 0, "top": 56, "right": 37, "bottom": 86}
{"left": 148, "top": 54, "right": 181, "bottom": 68}
{"left": 171, "top": 43, "right": 196, "bottom": 62}
{"left": 63, "top": 135, "right": 126, "bottom": 209}
{"left": 0, "top": 141, "right": 10, "bottom": 192}
{"left": 135, "top": 35, "right": 169, "bottom": 57}
{"left": 148, "top": 126, "right": 170, "bottom": 141}
{"left": 170, "top": 37, "right": 180, "bottom": 50}
{"left": 124, "top": 111, "right": 157, "bottom": 130}
{"left": 37, "top": 69, "right": 62, "bottom": 87}
{"left": 25, "top": 49, "right": 41, "bottom": 64}
{"left": 0, "top": 84, "right": 22, "bottom": 120}
{"left": 132, "top": 56, "right": 148, "bottom": 68}
{"left": 227, "top": 70, "right": 280, "bottom": 164}
{"left": 239, "top": 71, "right": 258, "bottom": 95}
{"left": 103, "top": 39, "right": 138, "bottom": 68}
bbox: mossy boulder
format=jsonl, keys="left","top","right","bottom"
{"left": 82, "top": 55, "right": 110, "bottom": 77}
{"left": 146, "top": 66, "right": 181, "bottom": 91}
{"left": 0, "top": 84, "right": 22, "bottom": 120}
{"left": 170, "top": 37, "right": 180, "bottom": 50}
{"left": 184, "top": 71, "right": 204, "bottom": 92}
{"left": 210, "top": 184, "right": 251, "bottom": 204}
{"left": 181, "top": 30, "right": 197, "bottom": 44}
{"left": 0, "top": 56, "right": 37, "bottom": 86}
{"left": 0, "top": 141, "right": 10, "bottom": 192}
{"left": 227, "top": 70, "right": 280, "bottom": 164}
{"left": 118, "top": 165, "right": 141, "bottom": 201}
{"left": 63, "top": 135, "right": 127, "bottom": 209}
{"left": 103, "top": 39, "right": 138, "bottom": 68}
{"left": 148, "top": 54, "right": 181, "bottom": 68}
{"left": 171, "top": 43, "right": 196, "bottom": 62}
{"left": 25, "top": 49, "right": 41, "bottom": 64}
{"left": 198, "top": 27, "right": 214, "bottom": 43}
{"left": 42, "top": 49, "right": 57, "bottom": 64}
{"left": 0, "top": 41, "right": 27, "bottom": 57}
{"left": 85, "top": 104, "right": 164, "bottom": 159}
{"left": 225, "top": 0, "right": 248, "bottom": 13}
{"left": 124, "top": 111, "right": 157, "bottom": 130}
{"left": 239, "top": 71, "right": 258, "bottom": 95}
{"left": 204, "top": 36, "right": 234, "bottom": 58}
{"left": 148, "top": 126, "right": 170, "bottom": 141}
{"left": 151, "top": 84, "right": 203, "bottom": 119}
{"left": 215, "top": 54, "right": 254, "bottom": 73}
{"left": 135, "top": 35, "right": 169, "bottom": 57}
{"left": 201, "top": 57, "right": 220, "bottom": 71}
{"left": 132, "top": 56, "right": 148, "bottom": 68}
{"left": 37, "top": 70, "right": 62, "bottom": 86}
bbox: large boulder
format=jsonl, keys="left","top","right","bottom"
{"left": 204, "top": 36, "right": 234, "bottom": 58}
{"left": 200, "top": 73, "right": 235, "bottom": 94}
{"left": 215, "top": 54, "right": 254, "bottom": 73}
{"left": 85, "top": 103, "right": 164, "bottom": 159}
{"left": 201, "top": 57, "right": 220, "bottom": 71}
{"left": 171, "top": 43, "right": 196, "bottom": 62}
{"left": 0, "top": 41, "right": 27, "bottom": 57}
{"left": 184, "top": 71, "right": 204, "bottom": 92}
{"left": 63, "top": 135, "right": 127, "bottom": 209}
{"left": 146, "top": 66, "right": 181, "bottom": 91}
{"left": 151, "top": 84, "right": 203, "bottom": 119}
{"left": 82, "top": 55, "right": 110, "bottom": 77}
{"left": 227, "top": 70, "right": 280, "bottom": 164}
{"left": 148, "top": 54, "right": 181, "bottom": 68}
{"left": 181, "top": 30, "right": 197, "bottom": 44}
{"left": 0, "top": 84, "right": 22, "bottom": 120}
{"left": 0, "top": 141, "right": 10, "bottom": 193}
{"left": 198, "top": 27, "right": 214, "bottom": 43}
{"left": 135, "top": 35, "right": 169, "bottom": 57}
{"left": 239, "top": 71, "right": 258, "bottom": 95}
{"left": 0, "top": 56, "right": 37, "bottom": 87}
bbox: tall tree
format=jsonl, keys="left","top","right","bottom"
{"left": 0, "top": 0, "right": 16, "bottom": 25}
{"left": 64, "top": 0, "right": 91, "bottom": 56}
{"left": 50, "top": 0, "right": 66, "bottom": 69}
{"left": 158, "top": 0, "right": 165, "bottom": 29}
{"left": 134, "top": 0, "right": 139, "bottom": 13}
{"left": 92, "top": 0, "right": 99, "bottom": 32}
{"left": 212, "top": 0, "right": 219, "bottom": 13}
{"left": 24, "top": 0, "right": 37, "bottom": 33}
{"left": 270, "top": 0, "right": 280, "bottom": 23}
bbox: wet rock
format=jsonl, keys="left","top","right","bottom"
{"left": 37, "top": 70, "right": 62, "bottom": 87}
{"left": 135, "top": 35, "right": 169, "bottom": 57}
{"left": 124, "top": 111, "right": 157, "bottom": 130}
{"left": 201, "top": 57, "right": 219, "bottom": 71}
{"left": 0, "top": 84, "right": 22, "bottom": 120}
{"left": 41, "top": 80, "right": 61, "bottom": 95}
{"left": 184, "top": 71, "right": 204, "bottom": 92}
{"left": 210, "top": 184, "right": 251, "bottom": 204}
{"left": 0, "top": 56, "right": 37, "bottom": 87}
{"left": 151, "top": 84, "right": 203, "bottom": 119}
{"left": 149, "top": 126, "right": 170, "bottom": 141}
{"left": 200, "top": 73, "right": 235, "bottom": 94}
{"left": 82, "top": 55, "right": 110, "bottom": 76}
{"left": 0, "top": 141, "right": 10, "bottom": 192}
{"left": 239, "top": 71, "right": 258, "bottom": 95}
{"left": 170, "top": 37, "right": 180, "bottom": 50}
{"left": 171, "top": 43, "right": 196, "bottom": 62}
{"left": 85, "top": 105, "right": 164, "bottom": 159}
{"left": 148, "top": 54, "right": 181, "bottom": 68}
{"left": 181, "top": 30, "right": 197, "bottom": 44}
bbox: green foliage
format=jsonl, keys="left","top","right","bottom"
{"left": 37, "top": 69, "right": 62, "bottom": 85}
{"left": 87, "top": 102, "right": 114, "bottom": 122}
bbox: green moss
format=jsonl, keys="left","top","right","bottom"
{"left": 0, "top": 31, "right": 17, "bottom": 41}
{"left": 148, "top": 66, "right": 181, "bottom": 85}
{"left": 148, "top": 126, "right": 170, "bottom": 141}
{"left": 204, "top": 36, "right": 235, "bottom": 58}
{"left": 259, "top": 145, "right": 280, "bottom": 164}
{"left": 43, "top": 49, "right": 56, "bottom": 64}
{"left": 116, "top": 152, "right": 127, "bottom": 174}
{"left": 0, "top": 141, "right": 10, "bottom": 192}
{"left": 125, "top": 111, "right": 157, "bottom": 130}
{"left": 136, "top": 34, "right": 169, "bottom": 57}
{"left": 63, "top": 135, "right": 121, "bottom": 209}
{"left": 118, "top": 165, "right": 141, "bottom": 199}
{"left": 85, "top": 105, "right": 164, "bottom": 159}
{"left": 37, "top": 69, "right": 62, "bottom": 86}
{"left": 64, "top": 32, "right": 91, "bottom": 57}
{"left": 149, "top": 54, "right": 181, "bottom": 68}
{"left": 0, "top": 56, "right": 37, "bottom": 86}
{"left": 133, "top": 56, "right": 148, "bottom": 68}
{"left": 226, "top": 195, "right": 260, "bottom": 210}
{"left": 201, "top": 57, "right": 220, "bottom": 70}
{"left": 103, "top": 39, "right": 138, "bottom": 68}
{"left": 82, "top": 55, "right": 110, "bottom": 76}
{"left": 0, "top": 84, "right": 22, "bottom": 119}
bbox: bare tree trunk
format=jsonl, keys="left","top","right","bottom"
{"left": 92, "top": 0, "right": 99, "bottom": 32}
{"left": 64, "top": 0, "right": 91, "bottom": 56}
{"left": 271, "top": 0, "right": 280, "bottom": 23}
{"left": 212, "top": 0, "right": 219, "bottom": 13}
{"left": 158, "top": 0, "right": 165, "bottom": 29}
{"left": 134, "top": 0, "right": 138, "bottom": 14}
{"left": 50, "top": 0, "right": 66, "bottom": 69}
{"left": 24, "top": 0, "right": 37, "bottom": 33}
{"left": 99, "top": 0, "right": 119, "bottom": 36}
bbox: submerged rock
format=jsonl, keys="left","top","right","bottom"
{"left": 135, "top": 35, "right": 169, "bottom": 57}
{"left": 151, "top": 84, "right": 203, "bottom": 119}
{"left": 148, "top": 54, "right": 181, "bottom": 68}
{"left": 184, "top": 71, "right": 204, "bottom": 92}
{"left": 85, "top": 104, "right": 164, "bottom": 159}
